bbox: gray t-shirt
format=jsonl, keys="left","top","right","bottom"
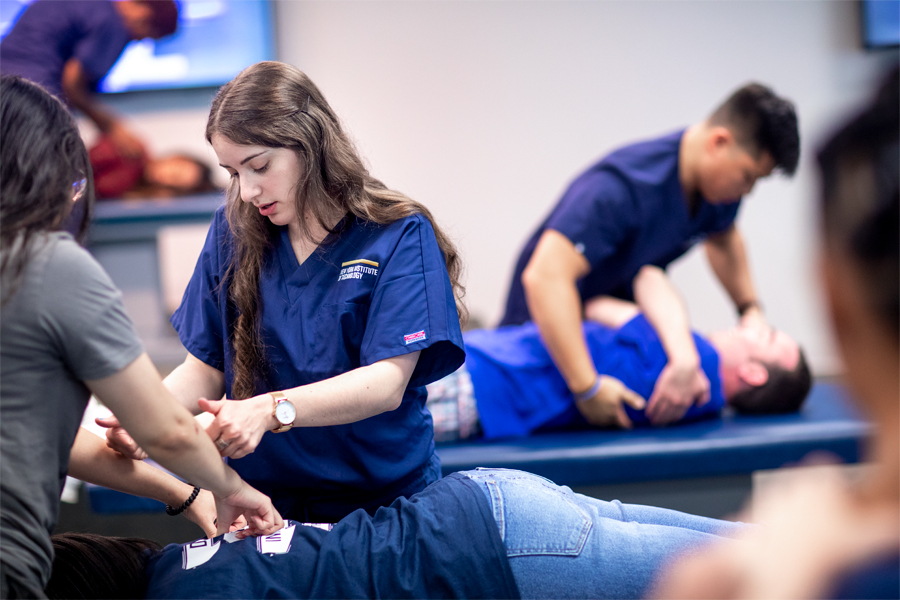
{"left": 0, "top": 232, "right": 143, "bottom": 591}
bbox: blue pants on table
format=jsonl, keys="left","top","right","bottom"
{"left": 461, "top": 468, "right": 744, "bottom": 599}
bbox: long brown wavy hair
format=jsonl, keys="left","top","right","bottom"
{"left": 206, "top": 61, "right": 466, "bottom": 399}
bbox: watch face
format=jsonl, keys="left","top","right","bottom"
{"left": 275, "top": 400, "right": 296, "bottom": 426}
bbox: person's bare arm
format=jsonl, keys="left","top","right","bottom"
{"left": 523, "top": 230, "right": 596, "bottom": 394}
{"left": 201, "top": 351, "right": 421, "bottom": 459}
{"left": 705, "top": 226, "right": 767, "bottom": 329}
{"left": 68, "top": 427, "right": 217, "bottom": 537}
{"left": 97, "top": 352, "right": 225, "bottom": 458}
{"left": 165, "top": 352, "right": 227, "bottom": 414}
{"left": 523, "top": 229, "right": 645, "bottom": 428}
{"left": 633, "top": 265, "right": 710, "bottom": 425}
{"left": 86, "top": 353, "right": 282, "bottom": 537}
{"left": 61, "top": 58, "right": 144, "bottom": 157}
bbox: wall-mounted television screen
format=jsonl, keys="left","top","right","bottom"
{"left": 0, "top": 0, "right": 275, "bottom": 93}
{"left": 861, "top": 0, "right": 900, "bottom": 49}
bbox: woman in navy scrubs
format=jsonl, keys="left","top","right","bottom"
{"left": 104, "top": 61, "right": 466, "bottom": 523}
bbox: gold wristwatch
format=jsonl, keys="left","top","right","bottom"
{"left": 271, "top": 392, "right": 296, "bottom": 433}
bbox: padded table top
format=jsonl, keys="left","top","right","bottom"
{"left": 435, "top": 382, "right": 871, "bottom": 487}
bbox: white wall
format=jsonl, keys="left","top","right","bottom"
{"left": 99, "top": 0, "right": 898, "bottom": 375}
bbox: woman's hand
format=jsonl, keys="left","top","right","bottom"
{"left": 215, "top": 480, "right": 283, "bottom": 539}
{"left": 201, "top": 394, "right": 276, "bottom": 460}
{"left": 183, "top": 489, "right": 218, "bottom": 538}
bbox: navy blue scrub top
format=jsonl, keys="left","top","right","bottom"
{"left": 171, "top": 208, "right": 465, "bottom": 518}
{"left": 501, "top": 130, "right": 741, "bottom": 326}
{"left": 145, "top": 474, "right": 520, "bottom": 600}
{"left": 467, "top": 315, "right": 724, "bottom": 439}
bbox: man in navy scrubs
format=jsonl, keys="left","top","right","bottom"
{"left": 500, "top": 83, "right": 799, "bottom": 427}
{"left": 0, "top": 0, "right": 177, "bottom": 158}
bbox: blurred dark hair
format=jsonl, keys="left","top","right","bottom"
{"left": 709, "top": 82, "right": 800, "bottom": 175}
{"left": 0, "top": 75, "right": 95, "bottom": 305}
{"left": 178, "top": 154, "right": 217, "bottom": 194}
{"left": 141, "top": 0, "right": 179, "bottom": 38}
{"left": 729, "top": 348, "right": 812, "bottom": 415}
{"left": 45, "top": 532, "right": 160, "bottom": 599}
{"left": 817, "top": 67, "right": 899, "bottom": 340}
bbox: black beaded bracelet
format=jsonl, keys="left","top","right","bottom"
{"left": 166, "top": 485, "right": 200, "bottom": 516}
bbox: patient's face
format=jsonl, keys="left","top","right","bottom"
{"left": 738, "top": 324, "right": 800, "bottom": 371}
{"left": 145, "top": 156, "right": 203, "bottom": 190}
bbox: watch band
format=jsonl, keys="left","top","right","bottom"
{"left": 271, "top": 391, "right": 293, "bottom": 433}
{"left": 737, "top": 300, "right": 762, "bottom": 317}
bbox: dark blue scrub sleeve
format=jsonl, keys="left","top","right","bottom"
{"left": 170, "top": 212, "right": 229, "bottom": 372}
{"left": 544, "top": 170, "right": 640, "bottom": 268}
{"left": 360, "top": 214, "right": 465, "bottom": 387}
{"left": 73, "top": 3, "right": 132, "bottom": 84}
{"left": 706, "top": 203, "right": 742, "bottom": 236}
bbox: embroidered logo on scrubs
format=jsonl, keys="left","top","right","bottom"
{"left": 404, "top": 330, "right": 426, "bottom": 345}
{"left": 338, "top": 259, "right": 379, "bottom": 282}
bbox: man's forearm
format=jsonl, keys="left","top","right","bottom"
{"left": 61, "top": 59, "right": 115, "bottom": 132}
{"left": 705, "top": 227, "right": 759, "bottom": 310}
{"left": 524, "top": 273, "right": 596, "bottom": 394}
{"left": 522, "top": 229, "right": 597, "bottom": 394}
{"left": 633, "top": 265, "right": 698, "bottom": 367}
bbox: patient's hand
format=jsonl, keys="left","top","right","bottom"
{"left": 645, "top": 361, "right": 710, "bottom": 426}
{"left": 95, "top": 415, "right": 148, "bottom": 460}
{"left": 575, "top": 375, "right": 646, "bottom": 429}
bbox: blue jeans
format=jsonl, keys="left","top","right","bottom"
{"left": 461, "top": 468, "right": 744, "bottom": 599}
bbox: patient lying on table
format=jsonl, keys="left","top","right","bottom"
{"left": 427, "top": 295, "right": 811, "bottom": 440}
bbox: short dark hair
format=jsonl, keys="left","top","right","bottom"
{"left": 708, "top": 83, "right": 800, "bottom": 176}
{"left": 817, "top": 68, "right": 899, "bottom": 340}
{"left": 141, "top": 0, "right": 179, "bottom": 38}
{"left": 45, "top": 532, "right": 159, "bottom": 599}
{"left": 729, "top": 348, "right": 812, "bottom": 415}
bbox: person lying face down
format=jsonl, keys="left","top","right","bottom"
{"left": 427, "top": 283, "right": 810, "bottom": 441}
{"left": 45, "top": 468, "right": 748, "bottom": 600}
